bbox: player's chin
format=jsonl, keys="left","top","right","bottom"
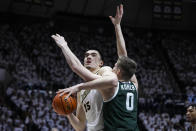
{"left": 85, "top": 64, "right": 98, "bottom": 69}
{"left": 186, "top": 117, "right": 191, "bottom": 122}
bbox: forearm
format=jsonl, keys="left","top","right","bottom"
{"left": 115, "top": 24, "right": 127, "bottom": 57}
{"left": 60, "top": 45, "right": 83, "bottom": 72}
{"left": 79, "top": 75, "right": 118, "bottom": 91}
{"left": 67, "top": 113, "right": 85, "bottom": 131}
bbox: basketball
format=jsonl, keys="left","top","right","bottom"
{"left": 52, "top": 93, "right": 77, "bottom": 115}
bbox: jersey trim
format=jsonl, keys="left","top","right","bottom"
{"left": 103, "top": 82, "right": 119, "bottom": 103}
{"left": 95, "top": 69, "right": 100, "bottom": 74}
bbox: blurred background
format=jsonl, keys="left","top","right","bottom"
{"left": 0, "top": 0, "right": 195, "bottom": 130}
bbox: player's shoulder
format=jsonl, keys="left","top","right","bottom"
{"left": 98, "top": 66, "right": 112, "bottom": 75}
{"left": 100, "top": 66, "right": 112, "bottom": 71}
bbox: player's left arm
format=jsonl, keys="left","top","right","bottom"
{"left": 66, "top": 92, "right": 86, "bottom": 131}
{"left": 130, "top": 74, "right": 138, "bottom": 90}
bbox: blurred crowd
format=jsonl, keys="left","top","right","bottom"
{"left": 161, "top": 33, "right": 196, "bottom": 105}
{"left": 0, "top": 20, "right": 195, "bottom": 131}
{"left": 6, "top": 86, "right": 73, "bottom": 131}
{"left": 139, "top": 112, "right": 191, "bottom": 131}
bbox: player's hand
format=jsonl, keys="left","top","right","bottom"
{"left": 109, "top": 4, "right": 123, "bottom": 26}
{"left": 57, "top": 83, "right": 82, "bottom": 99}
{"left": 51, "top": 33, "right": 67, "bottom": 48}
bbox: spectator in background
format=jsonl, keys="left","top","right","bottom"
{"left": 186, "top": 104, "right": 196, "bottom": 131}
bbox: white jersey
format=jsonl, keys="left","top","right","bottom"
{"left": 80, "top": 89, "right": 104, "bottom": 131}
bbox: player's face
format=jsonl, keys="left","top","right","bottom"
{"left": 186, "top": 106, "right": 196, "bottom": 122}
{"left": 84, "top": 50, "right": 103, "bottom": 70}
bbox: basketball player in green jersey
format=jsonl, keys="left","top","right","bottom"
{"left": 58, "top": 4, "right": 139, "bottom": 131}
{"left": 186, "top": 104, "right": 196, "bottom": 130}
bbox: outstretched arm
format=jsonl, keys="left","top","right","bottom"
{"left": 109, "top": 4, "right": 127, "bottom": 57}
{"left": 110, "top": 5, "right": 138, "bottom": 88}
{"left": 51, "top": 34, "right": 101, "bottom": 81}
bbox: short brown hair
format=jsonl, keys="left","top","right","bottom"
{"left": 117, "top": 56, "right": 137, "bottom": 81}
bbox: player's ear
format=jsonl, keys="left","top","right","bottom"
{"left": 99, "top": 60, "right": 104, "bottom": 67}
{"left": 117, "top": 68, "right": 121, "bottom": 76}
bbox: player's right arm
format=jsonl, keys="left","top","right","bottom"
{"left": 109, "top": 4, "right": 127, "bottom": 57}
{"left": 66, "top": 92, "right": 86, "bottom": 131}
{"left": 51, "top": 34, "right": 101, "bottom": 81}
{"left": 110, "top": 5, "right": 138, "bottom": 88}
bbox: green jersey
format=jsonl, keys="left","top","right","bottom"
{"left": 103, "top": 81, "right": 139, "bottom": 131}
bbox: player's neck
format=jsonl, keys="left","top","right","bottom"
{"left": 118, "top": 76, "right": 129, "bottom": 82}
{"left": 119, "top": 79, "right": 129, "bottom": 82}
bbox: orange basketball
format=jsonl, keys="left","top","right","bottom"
{"left": 52, "top": 93, "right": 77, "bottom": 115}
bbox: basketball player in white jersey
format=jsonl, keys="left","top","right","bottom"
{"left": 52, "top": 34, "right": 116, "bottom": 131}
{"left": 52, "top": 35, "right": 116, "bottom": 131}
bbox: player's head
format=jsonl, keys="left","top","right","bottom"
{"left": 84, "top": 49, "right": 104, "bottom": 71}
{"left": 113, "top": 56, "right": 137, "bottom": 81}
{"left": 186, "top": 104, "right": 196, "bottom": 124}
